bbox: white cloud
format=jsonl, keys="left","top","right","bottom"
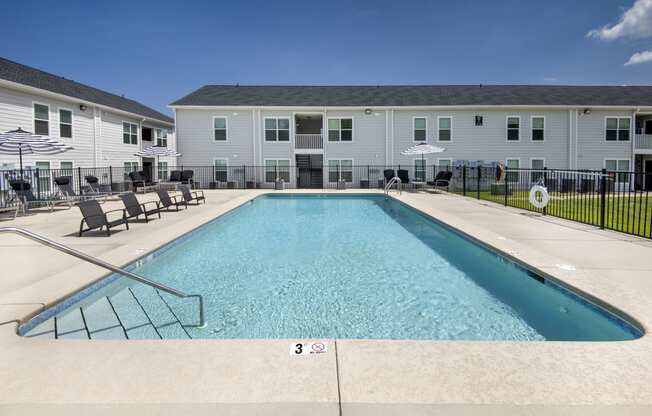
{"left": 624, "top": 49, "right": 652, "bottom": 65}
{"left": 587, "top": 0, "right": 652, "bottom": 40}
{"left": 543, "top": 77, "right": 558, "bottom": 82}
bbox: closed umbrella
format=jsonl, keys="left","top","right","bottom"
{"left": 0, "top": 128, "right": 73, "bottom": 176}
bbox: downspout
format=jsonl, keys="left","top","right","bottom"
{"left": 568, "top": 109, "right": 573, "bottom": 169}
{"left": 632, "top": 108, "right": 638, "bottom": 169}
{"left": 92, "top": 107, "right": 98, "bottom": 167}
{"left": 575, "top": 109, "right": 579, "bottom": 169}
{"left": 251, "top": 109, "right": 256, "bottom": 168}
{"left": 385, "top": 109, "right": 390, "bottom": 164}
{"left": 173, "top": 108, "right": 178, "bottom": 166}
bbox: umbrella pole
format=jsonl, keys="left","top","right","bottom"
{"left": 19, "top": 147, "right": 23, "bottom": 180}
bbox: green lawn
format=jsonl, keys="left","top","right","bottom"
{"left": 459, "top": 190, "right": 651, "bottom": 238}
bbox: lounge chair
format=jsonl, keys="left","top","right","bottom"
{"left": 9, "top": 179, "right": 66, "bottom": 213}
{"left": 427, "top": 171, "right": 453, "bottom": 191}
{"left": 78, "top": 199, "right": 129, "bottom": 236}
{"left": 178, "top": 185, "right": 205, "bottom": 205}
{"left": 119, "top": 192, "right": 161, "bottom": 223}
{"left": 156, "top": 188, "right": 187, "bottom": 211}
{"left": 168, "top": 170, "right": 183, "bottom": 183}
{"left": 84, "top": 175, "right": 117, "bottom": 196}
{"left": 129, "top": 171, "right": 158, "bottom": 193}
{"left": 181, "top": 170, "right": 194, "bottom": 185}
{"left": 397, "top": 169, "right": 411, "bottom": 189}
{"left": 55, "top": 176, "right": 104, "bottom": 203}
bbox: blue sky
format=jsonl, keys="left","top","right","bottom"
{"left": 1, "top": 0, "right": 651, "bottom": 115}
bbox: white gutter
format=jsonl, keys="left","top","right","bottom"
{"left": 169, "top": 104, "right": 652, "bottom": 111}
{"left": 0, "top": 78, "right": 174, "bottom": 126}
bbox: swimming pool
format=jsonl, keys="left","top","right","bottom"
{"left": 20, "top": 194, "right": 642, "bottom": 341}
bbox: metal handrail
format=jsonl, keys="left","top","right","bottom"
{"left": 0, "top": 227, "right": 205, "bottom": 328}
{"left": 384, "top": 176, "right": 402, "bottom": 195}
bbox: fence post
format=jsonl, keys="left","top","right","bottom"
{"left": 109, "top": 166, "right": 113, "bottom": 189}
{"left": 600, "top": 168, "right": 607, "bottom": 229}
{"left": 462, "top": 165, "right": 467, "bottom": 196}
{"left": 35, "top": 168, "right": 41, "bottom": 200}
{"left": 504, "top": 168, "right": 508, "bottom": 206}
{"left": 476, "top": 167, "right": 481, "bottom": 200}
{"left": 77, "top": 167, "right": 83, "bottom": 193}
{"left": 243, "top": 164, "right": 246, "bottom": 189}
{"left": 542, "top": 167, "right": 548, "bottom": 215}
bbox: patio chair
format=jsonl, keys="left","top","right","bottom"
{"left": 178, "top": 185, "right": 205, "bottom": 205}
{"left": 397, "top": 169, "right": 412, "bottom": 189}
{"left": 84, "top": 175, "right": 116, "bottom": 196}
{"left": 9, "top": 179, "right": 65, "bottom": 213}
{"left": 383, "top": 169, "right": 396, "bottom": 184}
{"left": 427, "top": 171, "right": 453, "bottom": 191}
{"left": 129, "top": 171, "right": 158, "bottom": 193}
{"left": 78, "top": 199, "right": 129, "bottom": 236}
{"left": 168, "top": 170, "right": 183, "bottom": 183}
{"left": 156, "top": 188, "right": 187, "bottom": 211}
{"left": 55, "top": 176, "right": 104, "bottom": 203}
{"left": 119, "top": 192, "right": 161, "bottom": 223}
{"left": 181, "top": 170, "right": 195, "bottom": 185}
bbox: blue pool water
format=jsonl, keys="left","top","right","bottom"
{"left": 22, "top": 194, "right": 641, "bottom": 341}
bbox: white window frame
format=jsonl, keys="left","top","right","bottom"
{"left": 34, "top": 161, "right": 51, "bottom": 192}
{"left": 506, "top": 115, "right": 521, "bottom": 142}
{"left": 530, "top": 116, "right": 545, "bottom": 142}
{"left": 123, "top": 161, "right": 139, "bottom": 180}
{"left": 437, "top": 116, "right": 453, "bottom": 142}
{"left": 530, "top": 158, "right": 545, "bottom": 169}
{"left": 327, "top": 158, "right": 354, "bottom": 182}
{"left": 412, "top": 116, "right": 427, "bottom": 142}
{"left": 58, "top": 107, "right": 73, "bottom": 139}
{"left": 212, "top": 116, "right": 228, "bottom": 142}
{"left": 122, "top": 121, "right": 138, "bottom": 145}
{"left": 213, "top": 158, "right": 228, "bottom": 182}
{"left": 505, "top": 157, "right": 520, "bottom": 183}
{"left": 59, "top": 161, "right": 74, "bottom": 176}
{"left": 530, "top": 158, "right": 545, "bottom": 182}
{"left": 155, "top": 128, "right": 168, "bottom": 147}
{"left": 264, "top": 117, "right": 291, "bottom": 142}
{"left": 264, "top": 158, "right": 291, "bottom": 183}
{"left": 604, "top": 116, "right": 632, "bottom": 142}
{"left": 33, "top": 101, "right": 50, "bottom": 136}
{"left": 327, "top": 117, "right": 354, "bottom": 142}
{"left": 414, "top": 158, "right": 427, "bottom": 181}
{"left": 157, "top": 161, "right": 169, "bottom": 181}
{"left": 604, "top": 158, "right": 631, "bottom": 185}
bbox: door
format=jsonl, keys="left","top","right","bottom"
{"left": 296, "top": 154, "right": 323, "bottom": 188}
{"left": 142, "top": 158, "right": 154, "bottom": 182}
{"left": 646, "top": 160, "right": 652, "bottom": 191}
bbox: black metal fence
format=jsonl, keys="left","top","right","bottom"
{"left": 1, "top": 164, "right": 650, "bottom": 239}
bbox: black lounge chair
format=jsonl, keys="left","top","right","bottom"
{"left": 84, "top": 175, "right": 116, "bottom": 196}
{"left": 156, "top": 188, "right": 187, "bottom": 211}
{"left": 383, "top": 169, "right": 396, "bottom": 184}
{"left": 180, "top": 170, "right": 194, "bottom": 185}
{"left": 168, "top": 170, "right": 182, "bottom": 183}
{"left": 397, "top": 169, "right": 411, "bottom": 188}
{"left": 178, "top": 185, "right": 205, "bottom": 205}
{"left": 129, "top": 171, "right": 158, "bottom": 193}
{"left": 9, "top": 179, "right": 65, "bottom": 213}
{"left": 119, "top": 192, "right": 161, "bottom": 222}
{"left": 78, "top": 199, "right": 129, "bottom": 236}
{"left": 427, "top": 171, "right": 453, "bottom": 191}
{"left": 55, "top": 176, "right": 103, "bottom": 203}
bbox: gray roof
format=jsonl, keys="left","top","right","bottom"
{"left": 0, "top": 57, "right": 173, "bottom": 124}
{"left": 171, "top": 84, "right": 652, "bottom": 107}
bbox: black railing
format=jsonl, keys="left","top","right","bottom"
{"left": 1, "top": 164, "right": 649, "bottom": 239}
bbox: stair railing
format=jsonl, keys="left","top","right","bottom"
{"left": 384, "top": 176, "right": 402, "bottom": 195}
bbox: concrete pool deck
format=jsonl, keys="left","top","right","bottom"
{"left": 0, "top": 189, "right": 651, "bottom": 415}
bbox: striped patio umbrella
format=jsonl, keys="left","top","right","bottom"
{"left": 0, "top": 128, "right": 73, "bottom": 174}
{"left": 401, "top": 142, "right": 445, "bottom": 164}
{"left": 133, "top": 145, "right": 181, "bottom": 158}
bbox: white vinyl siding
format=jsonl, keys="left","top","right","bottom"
{"left": 33, "top": 103, "right": 49, "bottom": 135}
{"left": 59, "top": 109, "right": 73, "bottom": 139}
{"left": 123, "top": 122, "right": 138, "bottom": 145}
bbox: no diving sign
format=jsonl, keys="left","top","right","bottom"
{"left": 290, "top": 341, "right": 328, "bottom": 356}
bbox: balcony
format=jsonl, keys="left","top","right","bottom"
{"left": 635, "top": 134, "right": 652, "bottom": 152}
{"left": 295, "top": 134, "right": 323, "bottom": 150}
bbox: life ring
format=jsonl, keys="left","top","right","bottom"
{"left": 529, "top": 185, "right": 549, "bottom": 209}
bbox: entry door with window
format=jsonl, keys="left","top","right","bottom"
{"left": 645, "top": 160, "right": 652, "bottom": 191}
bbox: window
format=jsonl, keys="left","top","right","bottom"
{"left": 438, "top": 117, "right": 452, "bottom": 141}
{"left": 437, "top": 159, "right": 452, "bottom": 174}
{"left": 531, "top": 158, "right": 545, "bottom": 182}
{"left": 34, "top": 103, "right": 49, "bottom": 135}
{"left": 414, "top": 159, "right": 426, "bottom": 181}
{"left": 156, "top": 129, "right": 168, "bottom": 147}
{"left": 214, "top": 159, "right": 228, "bottom": 182}
{"left": 213, "top": 117, "right": 227, "bottom": 141}
{"left": 123, "top": 161, "right": 139, "bottom": 180}
{"left": 157, "top": 161, "right": 168, "bottom": 181}
{"left": 35, "top": 161, "right": 51, "bottom": 192}
{"left": 265, "top": 160, "right": 290, "bottom": 182}
{"left": 474, "top": 115, "right": 483, "bottom": 126}
{"left": 507, "top": 117, "right": 520, "bottom": 141}
{"left": 413, "top": 117, "right": 426, "bottom": 141}
{"left": 328, "top": 159, "right": 353, "bottom": 182}
{"left": 123, "top": 122, "right": 138, "bottom": 145}
{"left": 605, "top": 117, "right": 630, "bottom": 141}
{"left": 60, "top": 161, "right": 73, "bottom": 177}
{"left": 264, "top": 118, "right": 290, "bottom": 142}
{"left": 59, "top": 109, "right": 72, "bottom": 138}
{"left": 531, "top": 116, "right": 544, "bottom": 141}
{"left": 505, "top": 158, "right": 520, "bottom": 183}
{"left": 328, "top": 118, "right": 353, "bottom": 142}
{"left": 606, "top": 159, "right": 630, "bottom": 184}
{"left": 645, "top": 120, "right": 652, "bottom": 135}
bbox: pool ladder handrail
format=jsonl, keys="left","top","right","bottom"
{"left": 384, "top": 176, "right": 402, "bottom": 195}
{"left": 0, "top": 227, "right": 205, "bottom": 328}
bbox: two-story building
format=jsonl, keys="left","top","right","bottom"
{"left": 170, "top": 85, "right": 652, "bottom": 189}
{"left": 0, "top": 57, "right": 175, "bottom": 182}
